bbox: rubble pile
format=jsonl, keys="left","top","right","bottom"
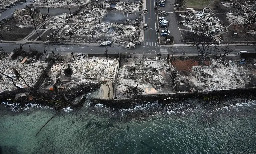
{"left": 1, "top": 49, "right": 256, "bottom": 109}
{"left": 46, "top": 13, "right": 69, "bottom": 30}
{"left": 50, "top": 55, "right": 119, "bottom": 84}
{"left": 223, "top": 1, "right": 256, "bottom": 26}
{"left": 0, "top": 56, "right": 47, "bottom": 93}
{"left": 0, "top": 52, "right": 103, "bottom": 111}
{"left": 0, "top": 0, "right": 22, "bottom": 10}
{"left": 45, "top": 0, "right": 142, "bottom": 47}
{"left": 115, "top": 2, "right": 141, "bottom": 13}
{"left": 13, "top": 7, "right": 43, "bottom": 27}
{"left": 226, "top": 13, "right": 246, "bottom": 25}
{"left": 180, "top": 8, "right": 224, "bottom": 42}
{"left": 47, "top": 8, "right": 108, "bottom": 41}
{"left": 189, "top": 59, "right": 249, "bottom": 92}
{"left": 33, "top": 0, "right": 90, "bottom": 8}
{"left": 116, "top": 57, "right": 173, "bottom": 98}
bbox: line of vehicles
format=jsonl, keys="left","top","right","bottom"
{"left": 157, "top": 0, "right": 166, "bottom": 7}
{"left": 156, "top": 0, "right": 174, "bottom": 44}
{"left": 158, "top": 9, "right": 171, "bottom": 38}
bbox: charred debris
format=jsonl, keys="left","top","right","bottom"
{"left": 0, "top": 48, "right": 101, "bottom": 111}
{"left": 1, "top": 47, "right": 256, "bottom": 110}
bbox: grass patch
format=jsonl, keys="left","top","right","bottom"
{"left": 185, "top": 0, "right": 213, "bottom": 9}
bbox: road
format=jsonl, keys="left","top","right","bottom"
{"left": 143, "top": 0, "right": 158, "bottom": 47}
{"left": 0, "top": 41, "right": 255, "bottom": 56}
{"left": 0, "top": 0, "right": 34, "bottom": 21}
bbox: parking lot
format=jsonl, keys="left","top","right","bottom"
{"left": 155, "top": 0, "right": 182, "bottom": 44}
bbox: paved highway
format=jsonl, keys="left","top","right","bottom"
{"left": 0, "top": 41, "right": 255, "bottom": 56}
{"left": 143, "top": 0, "right": 158, "bottom": 47}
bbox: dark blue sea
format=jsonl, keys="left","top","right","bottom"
{"left": 0, "top": 97, "right": 256, "bottom": 153}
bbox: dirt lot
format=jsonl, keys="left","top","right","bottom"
{"left": 170, "top": 57, "right": 210, "bottom": 73}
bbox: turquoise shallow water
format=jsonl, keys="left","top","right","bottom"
{"left": 0, "top": 98, "right": 256, "bottom": 154}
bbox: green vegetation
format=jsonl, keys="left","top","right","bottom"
{"left": 185, "top": 0, "right": 216, "bottom": 9}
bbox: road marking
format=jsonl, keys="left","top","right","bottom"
{"left": 144, "top": 42, "right": 158, "bottom": 47}
{"left": 160, "top": 48, "right": 168, "bottom": 54}
{"left": 144, "top": 42, "right": 159, "bottom": 46}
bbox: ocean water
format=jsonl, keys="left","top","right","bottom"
{"left": 0, "top": 98, "right": 256, "bottom": 154}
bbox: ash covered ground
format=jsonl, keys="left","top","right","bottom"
{"left": 0, "top": 49, "right": 256, "bottom": 111}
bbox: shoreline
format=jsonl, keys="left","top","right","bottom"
{"left": 91, "top": 87, "right": 256, "bottom": 108}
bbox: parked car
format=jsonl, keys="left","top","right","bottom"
{"left": 143, "top": 9, "right": 148, "bottom": 14}
{"left": 126, "top": 42, "right": 135, "bottom": 49}
{"left": 160, "top": 23, "right": 169, "bottom": 28}
{"left": 239, "top": 51, "right": 248, "bottom": 54}
{"left": 159, "top": 3, "right": 165, "bottom": 7}
{"left": 143, "top": 23, "right": 148, "bottom": 29}
{"left": 158, "top": 0, "right": 166, "bottom": 7}
{"left": 158, "top": 11, "right": 168, "bottom": 16}
{"left": 160, "top": 29, "right": 170, "bottom": 36}
{"left": 159, "top": 19, "right": 169, "bottom": 27}
{"left": 158, "top": 16, "right": 166, "bottom": 21}
{"left": 100, "top": 41, "right": 112, "bottom": 46}
{"left": 159, "top": 19, "right": 168, "bottom": 24}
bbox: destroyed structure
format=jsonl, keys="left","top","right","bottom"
{"left": 176, "top": 0, "right": 256, "bottom": 43}
{"left": 33, "top": 0, "right": 90, "bottom": 8}
{"left": 13, "top": 7, "right": 44, "bottom": 28}
{"left": 1, "top": 49, "right": 256, "bottom": 110}
{"left": 0, "top": 0, "right": 143, "bottom": 47}
{"left": 0, "top": 0, "right": 255, "bottom": 44}
{"left": 44, "top": 0, "right": 143, "bottom": 47}
{"left": 0, "top": 0, "right": 25, "bottom": 11}
{"left": 0, "top": 0, "right": 256, "bottom": 111}
{"left": 179, "top": 8, "right": 224, "bottom": 43}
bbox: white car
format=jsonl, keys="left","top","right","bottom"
{"left": 100, "top": 41, "right": 112, "bottom": 46}
{"left": 158, "top": 16, "right": 166, "bottom": 21}
{"left": 126, "top": 42, "right": 135, "bottom": 49}
{"left": 143, "top": 23, "right": 148, "bottom": 29}
{"left": 159, "top": 19, "right": 168, "bottom": 24}
{"left": 239, "top": 51, "right": 248, "bottom": 54}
